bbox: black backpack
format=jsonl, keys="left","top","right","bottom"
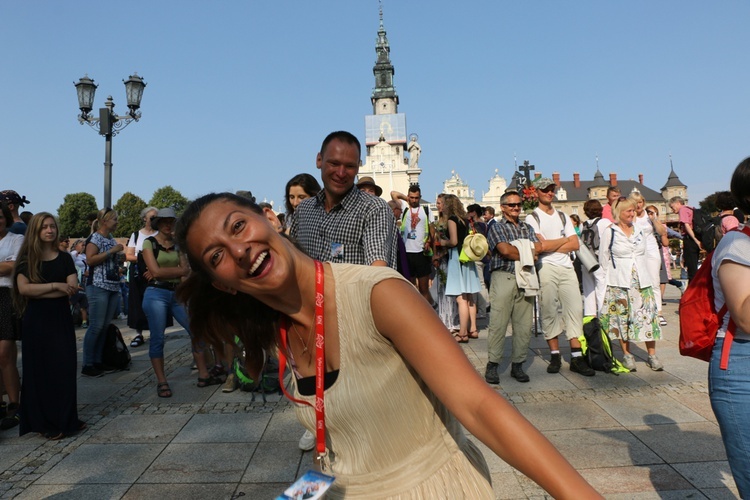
{"left": 102, "top": 323, "right": 131, "bottom": 370}
{"left": 580, "top": 317, "right": 629, "bottom": 374}
{"left": 580, "top": 217, "right": 601, "bottom": 257}
{"left": 690, "top": 207, "right": 712, "bottom": 240}
{"left": 581, "top": 317, "right": 614, "bottom": 372}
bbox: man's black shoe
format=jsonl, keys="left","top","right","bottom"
{"left": 484, "top": 362, "right": 499, "bottom": 384}
{"left": 81, "top": 366, "right": 104, "bottom": 378}
{"left": 510, "top": 362, "right": 530, "bottom": 383}
{"left": 0, "top": 403, "right": 19, "bottom": 430}
{"left": 95, "top": 363, "right": 117, "bottom": 374}
{"left": 547, "top": 353, "right": 561, "bottom": 374}
{"left": 570, "top": 356, "right": 595, "bottom": 377}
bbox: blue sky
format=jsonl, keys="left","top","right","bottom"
{"left": 2, "top": 1, "right": 748, "bottom": 216}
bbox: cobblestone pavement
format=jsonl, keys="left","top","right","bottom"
{"left": 0, "top": 285, "right": 740, "bottom": 499}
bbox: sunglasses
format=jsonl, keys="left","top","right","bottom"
{"left": 646, "top": 211, "right": 655, "bottom": 216}
{"left": 502, "top": 203, "right": 522, "bottom": 208}
{"left": 539, "top": 187, "right": 556, "bottom": 193}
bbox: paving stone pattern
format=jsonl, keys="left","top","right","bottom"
{"left": 0, "top": 287, "right": 740, "bottom": 499}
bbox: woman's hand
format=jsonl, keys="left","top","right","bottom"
{"left": 371, "top": 278, "right": 602, "bottom": 499}
{"left": 111, "top": 244, "right": 124, "bottom": 254}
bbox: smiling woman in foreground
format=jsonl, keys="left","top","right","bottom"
{"left": 175, "top": 192, "right": 601, "bottom": 499}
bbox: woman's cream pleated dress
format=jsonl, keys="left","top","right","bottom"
{"left": 291, "top": 264, "right": 493, "bottom": 499}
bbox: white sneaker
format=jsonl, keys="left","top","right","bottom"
{"left": 648, "top": 355, "right": 664, "bottom": 371}
{"left": 298, "top": 430, "right": 315, "bottom": 451}
{"left": 659, "top": 315, "right": 668, "bottom": 326}
{"left": 622, "top": 354, "right": 637, "bottom": 372}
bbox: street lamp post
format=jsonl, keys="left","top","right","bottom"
{"left": 74, "top": 74, "right": 146, "bottom": 209}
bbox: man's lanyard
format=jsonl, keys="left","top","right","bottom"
{"left": 410, "top": 207, "right": 421, "bottom": 231}
{"left": 278, "top": 260, "right": 328, "bottom": 468}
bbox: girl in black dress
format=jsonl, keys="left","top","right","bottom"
{"left": 12, "top": 212, "right": 85, "bottom": 439}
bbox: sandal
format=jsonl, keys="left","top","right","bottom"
{"left": 209, "top": 364, "right": 227, "bottom": 379}
{"left": 156, "top": 382, "right": 172, "bottom": 398}
{"left": 454, "top": 333, "right": 469, "bottom": 344}
{"left": 468, "top": 330, "right": 479, "bottom": 339}
{"left": 197, "top": 376, "right": 222, "bottom": 388}
{"left": 43, "top": 431, "right": 65, "bottom": 440}
{"left": 130, "top": 335, "right": 145, "bottom": 347}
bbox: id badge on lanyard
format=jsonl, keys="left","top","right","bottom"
{"left": 278, "top": 261, "right": 335, "bottom": 495}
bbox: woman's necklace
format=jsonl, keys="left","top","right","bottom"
{"left": 291, "top": 320, "right": 315, "bottom": 355}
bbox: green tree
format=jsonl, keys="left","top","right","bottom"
{"left": 149, "top": 186, "right": 189, "bottom": 216}
{"left": 113, "top": 192, "right": 147, "bottom": 238}
{"left": 57, "top": 192, "right": 98, "bottom": 237}
{"left": 699, "top": 192, "right": 720, "bottom": 214}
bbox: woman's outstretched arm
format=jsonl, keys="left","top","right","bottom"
{"left": 372, "top": 278, "right": 602, "bottom": 500}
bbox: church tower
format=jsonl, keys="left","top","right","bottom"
{"left": 371, "top": 7, "right": 398, "bottom": 115}
{"left": 360, "top": 6, "right": 421, "bottom": 199}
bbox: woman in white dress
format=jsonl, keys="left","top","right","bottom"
{"left": 630, "top": 192, "right": 668, "bottom": 326}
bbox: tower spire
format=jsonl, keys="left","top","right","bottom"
{"left": 371, "top": 2, "right": 399, "bottom": 111}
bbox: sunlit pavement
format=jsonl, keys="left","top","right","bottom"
{"left": 0, "top": 284, "right": 739, "bottom": 499}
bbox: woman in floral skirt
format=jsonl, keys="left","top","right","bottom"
{"left": 598, "top": 198, "right": 662, "bottom": 372}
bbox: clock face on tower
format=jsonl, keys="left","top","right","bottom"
{"left": 377, "top": 99, "right": 395, "bottom": 114}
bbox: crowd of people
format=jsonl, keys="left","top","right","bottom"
{"left": 1, "top": 145, "right": 748, "bottom": 496}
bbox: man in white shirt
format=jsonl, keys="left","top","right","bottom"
{"left": 390, "top": 184, "right": 436, "bottom": 307}
{"left": 526, "top": 178, "right": 594, "bottom": 376}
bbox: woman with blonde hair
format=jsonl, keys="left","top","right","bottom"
{"left": 438, "top": 194, "right": 481, "bottom": 342}
{"left": 81, "top": 208, "right": 124, "bottom": 377}
{"left": 599, "top": 198, "right": 662, "bottom": 371}
{"left": 630, "top": 192, "right": 668, "bottom": 326}
{"left": 13, "top": 213, "right": 84, "bottom": 439}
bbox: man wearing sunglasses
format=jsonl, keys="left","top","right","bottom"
{"left": 526, "top": 178, "right": 595, "bottom": 377}
{"left": 484, "top": 191, "right": 541, "bottom": 384}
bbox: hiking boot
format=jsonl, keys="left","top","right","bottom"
{"left": 648, "top": 355, "right": 664, "bottom": 371}
{"left": 81, "top": 365, "right": 104, "bottom": 378}
{"left": 222, "top": 373, "right": 237, "bottom": 393}
{"left": 570, "top": 356, "right": 595, "bottom": 377}
{"left": 622, "top": 354, "right": 637, "bottom": 371}
{"left": 484, "top": 362, "right": 499, "bottom": 384}
{"left": 510, "top": 363, "right": 530, "bottom": 383}
{"left": 547, "top": 353, "right": 561, "bottom": 374}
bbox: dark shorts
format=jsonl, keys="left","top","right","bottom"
{"left": 70, "top": 291, "right": 88, "bottom": 309}
{"left": 0, "top": 287, "right": 20, "bottom": 341}
{"left": 406, "top": 252, "right": 432, "bottom": 279}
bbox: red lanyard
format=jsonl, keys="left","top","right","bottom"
{"left": 278, "top": 260, "right": 327, "bottom": 466}
{"left": 410, "top": 207, "right": 420, "bottom": 231}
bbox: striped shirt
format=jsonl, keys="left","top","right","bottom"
{"left": 290, "top": 187, "right": 398, "bottom": 268}
{"left": 487, "top": 217, "right": 539, "bottom": 274}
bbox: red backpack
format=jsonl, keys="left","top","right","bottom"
{"left": 678, "top": 226, "right": 750, "bottom": 369}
